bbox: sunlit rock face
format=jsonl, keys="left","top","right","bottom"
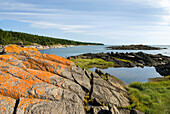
{"left": 0, "top": 45, "right": 133, "bottom": 114}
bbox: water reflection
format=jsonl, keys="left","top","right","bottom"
{"left": 89, "top": 67, "right": 162, "bottom": 85}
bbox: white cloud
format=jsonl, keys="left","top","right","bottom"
{"left": 0, "top": 1, "right": 58, "bottom": 12}
{"left": 0, "top": 1, "right": 34, "bottom": 10}
{"left": 126, "top": 0, "right": 170, "bottom": 24}
{"left": 0, "top": 12, "right": 52, "bottom": 16}
{"left": 126, "top": 0, "right": 170, "bottom": 8}
{"left": 21, "top": 20, "right": 93, "bottom": 33}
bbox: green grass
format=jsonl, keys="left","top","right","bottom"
{"left": 127, "top": 78, "right": 170, "bottom": 114}
{"left": 71, "top": 58, "right": 114, "bottom": 70}
{"left": 116, "top": 58, "right": 133, "bottom": 63}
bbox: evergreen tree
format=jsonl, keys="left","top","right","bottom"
{"left": 0, "top": 29, "right": 103, "bottom": 46}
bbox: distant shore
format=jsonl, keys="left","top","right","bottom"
{"left": 0, "top": 44, "right": 91, "bottom": 52}
{"left": 30, "top": 44, "right": 92, "bottom": 50}
{"left": 32, "top": 44, "right": 76, "bottom": 50}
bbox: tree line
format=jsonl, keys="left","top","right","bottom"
{"left": 0, "top": 29, "right": 103, "bottom": 46}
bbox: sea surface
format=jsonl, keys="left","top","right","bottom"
{"left": 39, "top": 45, "right": 170, "bottom": 84}
{"left": 39, "top": 45, "right": 170, "bottom": 57}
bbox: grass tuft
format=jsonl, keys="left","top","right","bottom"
{"left": 116, "top": 58, "right": 133, "bottom": 63}
{"left": 71, "top": 58, "right": 114, "bottom": 70}
{"left": 127, "top": 79, "right": 170, "bottom": 114}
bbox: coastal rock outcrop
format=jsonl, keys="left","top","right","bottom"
{"left": 0, "top": 45, "right": 142, "bottom": 114}
{"left": 68, "top": 52, "right": 170, "bottom": 76}
{"left": 155, "top": 62, "right": 170, "bottom": 76}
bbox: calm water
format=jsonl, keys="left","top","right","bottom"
{"left": 39, "top": 45, "right": 170, "bottom": 57}
{"left": 39, "top": 45, "right": 169, "bottom": 84}
{"left": 89, "top": 67, "right": 161, "bottom": 85}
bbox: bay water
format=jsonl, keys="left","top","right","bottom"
{"left": 39, "top": 45, "right": 170, "bottom": 57}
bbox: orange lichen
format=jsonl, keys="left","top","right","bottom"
{"left": 0, "top": 45, "right": 76, "bottom": 112}
{"left": 0, "top": 55, "right": 26, "bottom": 69}
{"left": 26, "top": 57, "right": 71, "bottom": 76}
{"left": 0, "top": 71, "right": 39, "bottom": 99}
{"left": 28, "top": 69, "right": 68, "bottom": 89}
{"left": 0, "top": 60, "right": 37, "bottom": 80}
{"left": 5, "top": 45, "right": 39, "bottom": 55}
{"left": 0, "top": 94, "right": 15, "bottom": 106}
{"left": 43, "top": 54, "right": 72, "bottom": 65}
{"left": 4, "top": 45, "right": 72, "bottom": 74}
{"left": 0, "top": 94, "right": 15, "bottom": 112}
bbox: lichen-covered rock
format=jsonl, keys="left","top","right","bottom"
{"left": 0, "top": 45, "right": 86, "bottom": 114}
{"left": 0, "top": 94, "right": 16, "bottom": 114}
{"left": 28, "top": 69, "right": 85, "bottom": 100}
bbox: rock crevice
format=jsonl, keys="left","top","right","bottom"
{"left": 13, "top": 98, "right": 20, "bottom": 114}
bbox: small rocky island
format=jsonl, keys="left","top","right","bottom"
{"left": 107, "top": 44, "right": 167, "bottom": 50}
{"left": 0, "top": 45, "right": 144, "bottom": 114}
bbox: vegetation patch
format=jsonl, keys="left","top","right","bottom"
{"left": 71, "top": 58, "right": 114, "bottom": 70}
{"left": 127, "top": 78, "right": 170, "bottom": 114}
{"left": 101, "top": 74, "right": 108, "bottom": 81}
{"left": 116, "top": 58, "right": 133, "bottom": 63}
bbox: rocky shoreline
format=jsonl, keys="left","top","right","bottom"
{"left": 33, "top": 44, "right": 79, "bottom": 50}
{"left": 107, "top": 44, "right": 167, "bottom": 50}
{"left": 68, "top": 52, "right": 170, "bottom": 76}
{"left": 155, "top": 62, "right": 170, "bottom": 76}
{"left": 0, "top": 45, "right": 145, "bottom": 114}
{"left": 0, "top": 44, "right": 88, "bottom": 52}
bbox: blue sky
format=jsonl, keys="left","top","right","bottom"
{"left": 0, "top": 0, "right": 170, "bottom": 45}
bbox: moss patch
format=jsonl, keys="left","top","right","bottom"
{"left": 71, "top": 58, "right": 114, "bottom": 70}
{"left": 101, "top": 74, "right": 108, "bottom": 81}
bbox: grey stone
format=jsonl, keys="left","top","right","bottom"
{"left": 17, "top": 97, "right": 85, "bottom": 114}
{"left": 91, "top": 73, "right": 130, "bottom": 107}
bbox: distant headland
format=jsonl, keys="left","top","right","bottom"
{"left": 0, "top": 28, "right": 103, "bottom": 46}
